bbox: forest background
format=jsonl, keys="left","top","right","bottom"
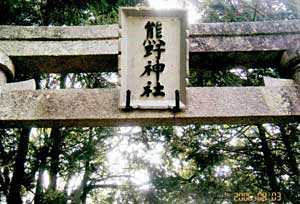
{"left": 0, "top": 0, "right": 300, "bottom": 203}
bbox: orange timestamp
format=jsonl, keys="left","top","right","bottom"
{"left": 233, "top": 192, "right": 282, "bottom": 202}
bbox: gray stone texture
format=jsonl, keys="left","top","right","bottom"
{"left": 1, "top": 19, "right": 300, "bottom": 74}
{"left": 0, "top": 87, "right": 299, "bottom": 127}
{"left": 0, "top": 19, "right": 300, "bottom": 127}
{"left": 0, "top": 50, "right": 15, "bottom": 82}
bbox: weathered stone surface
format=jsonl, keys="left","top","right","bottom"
{"left": 0, "top": 86, "right": 299, "bottom": 127}
{"left": 0, "top": 79, "right": 36, "bottom": 92}
{"left": 0, "top": 70, "right": 6, "bottom": 85}
{"left": 280, "top": 48, "right": 300, "bottom": 79}
{"left": 189, "top": 20, "right": 300, "bottom": 53}
{"left": 0, "top": 25, "right": 119, "bottom": 40}
{"left": 263, "top": 76, "right": 295, "bottom": 87}
{"left": 189, "top": 35, "right": 300, "bottom": 52}
{"left": 280, "top": 48, "right": 300, "bottom": 69}
{"left": 189, "top": 19, "right": 300, "bottom": 36}
{"left": 1, "top": 19, "right": 300, "bottom": 74}
{"left": 0, "top": 50, "right": 15, "bottom": 81}
{"left": 0, "top": 20, "right": 299, "bottom": 127}
{"left": 0, "top": 40, "right": 117, "bottom": 56}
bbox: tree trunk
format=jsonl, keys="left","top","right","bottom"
{"left": 80, "top": 160, "right": 91, "bottom": 204}
{"left": 279, "top": 124, "right": 299, "bottom": 176}
{"left": 279, "top": 124, "right": 300, "bottom": 202}
{"left": 257, "top": 125, "right": 279, "bottom": 192}
{"left": 0, "top": 130, "right": 9, "bottom": 200}
{"left": 0, "top": 167, "right": 9, "bottom": 200}
{"left": 80, "top": 128, "right": 93, "bottom": 204}
{"left": 48, "top": 74, "right": 67, "bottom": 191}
{"left": 48, "top": 128, "right": 63, "bottom": 191}
{"left": 34, "top": 146, "right": 49, "bottom": 204}
{"left": 7, "top": 128, "right": 30, "bottom": 204}
{"left": 34, "top": 169, "right": 44, "bottom": 203}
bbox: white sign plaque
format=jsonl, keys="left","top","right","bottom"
{"left": 119, "top": 7, "right": 188, "bottom": 110}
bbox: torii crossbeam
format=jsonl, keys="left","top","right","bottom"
{"left": 1, "top": 19, "right": 300, "bottom": 127}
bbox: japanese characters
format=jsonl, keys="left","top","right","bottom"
{"left": 140, "top": 21, "right": 166, "bottom": 97}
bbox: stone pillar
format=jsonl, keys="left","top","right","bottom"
{"left": 280, "top": 48, "right": 300, "bottom": 81}
{"left": 0, "top": 70, "right": 7, "bottom": 85}
{"left": 0, "top": 50, "right": 15, "bottom": 85}
{"left": 293, "top": 65, "right": 300, "bottom": 81}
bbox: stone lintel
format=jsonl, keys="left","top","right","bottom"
{"left": 1, "top": 20, "right": 299, "bottom": 40}
{"left": 189, "top": 19, "right": 300, "bottom": 36}
{"left": 1, "top": 19, "right": 300, "bottom": 74}
{"left": 0, "top": 86, "right": 299, "bottom": 127}
{"left": 0, "top": 24, "right": 119, "bottom": 40}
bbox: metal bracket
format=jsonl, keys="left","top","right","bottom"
{"left": 123, "top": 89, "right": 133, "bottom": 112}
{"left": 173, "top": 90, "right": 181, "bottom": 113}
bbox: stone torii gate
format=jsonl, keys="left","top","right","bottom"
{"left": 1, "top": 19, "right": 300, "bottom": 127}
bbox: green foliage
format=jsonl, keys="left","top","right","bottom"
{"left": 202, "top": 0, "right": 300, "bottom": 23}
{"left": 0, "top": 0, "right": 147, "bottom": 26}
{"left": 38, "top": 190, "right": 68, "bottom": 204}
{"left": 87, "top": 0, "right": 147, "bottom": 25}
{"left": 190, "top": 67, "right": 280, "bottom": 87}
